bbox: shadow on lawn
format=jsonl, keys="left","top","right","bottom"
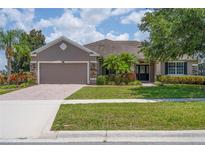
{"left": 128, "top": 84, "right": 205, "bottom": 98}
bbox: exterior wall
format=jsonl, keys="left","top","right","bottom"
{"left": 187, "top": 61, "right": 193, "bottom": 75}
{"left": 36, "top": 40, "right": 91, "bottom": 61}
{"left": 149, "top": 63, "right": 155, "bottom": 82}
{"left": 31, "top": 56, "right": 37, "bottom": 61}
{"left": 31, "top": 40, "right": 98, "bottom": 84}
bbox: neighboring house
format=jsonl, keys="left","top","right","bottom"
{"left": 30, "top": 36, "right": 197, "bottom": 84}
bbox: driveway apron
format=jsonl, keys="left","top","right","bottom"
{"left": 0, "top": 84, "right": 84, "bottom": 139}
{"left": 0, "top": 84, "right": 85, "bottom": 100}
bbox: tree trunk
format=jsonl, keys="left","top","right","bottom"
{"left": 7, "top": 58, "right": 12, "bottom": 75}
{"left": 7, "top": 57, "right": 12, "bottom": 83}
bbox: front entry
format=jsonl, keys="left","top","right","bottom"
{"left": 136, "top": 65, "right": 149, "bottom": 81}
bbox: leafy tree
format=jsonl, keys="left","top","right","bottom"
{"left": 0, "top": 29, "right": 23, "bottom": 77}
{"left": 28, "top": 29, "right": 46, "bottom": 51}
{"left": 12, "top": 32, "right": 31, "bottom": 72}
{"left": 139, "top": 9, "right": 205, "bottom": 61}
{"left": 11, "top": 29, "right": 46, "bottom": 72}
{"left": 103, "top": 52, "right": 138, "bottom": 75}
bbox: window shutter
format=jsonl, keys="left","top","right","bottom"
{"left": 165, "top": 62, "right": 168, "bottom": 74}
{"left": 184, "top": 62, "right": 187, "bottom": 75}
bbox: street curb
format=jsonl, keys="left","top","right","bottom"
{"left": 2, "top": 130, "right": 205, "bottom": 144}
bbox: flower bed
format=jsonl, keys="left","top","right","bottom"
{"left": 0, "top": 72, "right": 36, "bottom": 86}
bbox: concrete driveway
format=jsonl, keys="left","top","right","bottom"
{"left": 0, "top": 84, "right": 84, "bottom": 139}
{"left": 0, "top": 100, "right": 60, "bottom": 139}
{"left": 0, "top": 84, "right": 84, "bottom": 100}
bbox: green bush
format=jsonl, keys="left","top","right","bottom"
{"left": 128, "top": 80, "right": 142, "bottom": 86}
{"left": 157, "top": 75, "right": 205, "bottom": 85}
{"left": 20, "top": 83, "right": 30, "bottom": 88}
{"left": 0, "top": 74, "right": 6, "bottom": 85}
{"left": 96, "top": 75, "right": 108, "bottom": 85}
{"left": 107, "top": 81, "right": 116, "bottom": 85}
{"left": 154, "top": 81, "right": 164, "bottom": 86}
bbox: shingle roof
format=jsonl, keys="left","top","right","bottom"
{"left": 84, "top": 39, "right": 144, "bottom": 59}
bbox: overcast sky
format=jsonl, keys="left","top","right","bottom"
{"left": 0, "top": 8, "right": 150, "bottom": 70}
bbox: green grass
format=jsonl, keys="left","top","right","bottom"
{"left": 0, "top": 89, "right": 16, "bottom": 95}
{"left": 0, "top": 85, "right": 19, "bottom": 95}
{"left": 52, "top": 102, "right": 205, "bottom": 130}
{"left": 66, "top": 84, "right": 205, "bottom": 99}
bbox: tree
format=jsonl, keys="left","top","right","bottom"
{"left": 12, "top": 32, "right": 31, "bottom": 72}
{"left": 11, "top": 29, "right": 46, "bottom": 72}
{"left": 139, "top": 9, "right": 205, "bottom": 61}
{"left": 0, "top": 29, "right": 23, "bottom": 77}
{"left": 103, "top": 52, "right": 138, "bottom": 75}
{"left": 28, "top": 29, "right": 45, "bottom": 51}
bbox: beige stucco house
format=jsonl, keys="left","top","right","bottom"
{"left": 30, "top": 36, "right": 197, "bottom": 84}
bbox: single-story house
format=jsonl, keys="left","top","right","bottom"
{"left": 30, "top": 36, "right": 197, "bottom": 84}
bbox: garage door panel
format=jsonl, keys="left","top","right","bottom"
{"left": 40, "top": 63, "right": 87, "bottom": 84}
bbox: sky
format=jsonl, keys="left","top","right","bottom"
{"left": 0, "top": 8, "right": 150, "bottom": 70}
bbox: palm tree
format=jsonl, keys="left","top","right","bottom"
{"left": 103, "top": 53, "right": 138, "bottom": 75}
{"left": 0, "top": 29, "right": 23, "bottom": 77}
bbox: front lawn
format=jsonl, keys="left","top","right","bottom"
{"left": 66, "top": 84, "right": 205, "bottom": 99}
{"left": 0, "top": 85, "right": 19, "bottom": 95}
{"left": 52, "top": 102, "right": 205, "bottom": 130}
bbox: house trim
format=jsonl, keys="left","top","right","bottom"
{"left": 30, "top": 61, "right": 37, "bottom": 63}
{"left": 31, "top": 36, "right": 99, "bottom": 57}
{"left": 37, "top": 60, "right": 90, "bottom": 84}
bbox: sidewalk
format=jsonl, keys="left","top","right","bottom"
{"left": 63, "top": 98, "right": 205, "bottom": 104}
{"left": 2, "top": 130, "right": 205, "bottom": 145}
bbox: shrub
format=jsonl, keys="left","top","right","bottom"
{"left": 128, "top": 80, "right": 142, "bottom": 86}
{"left": 20, "top": 82, "right": 30, "bottom": 88}
{"left": 154, "top": 81, "right": 164, "bottom": 86}
{"left": 113, "top": 75, "right": 122, "bottom": 85}
{"left": 8, "top": 72, "right": 36, "bottom": 85}
{"left": 126, "top": 72, "right": 136, "bottom": 81}
{"left": 122, "top": 72, "right": 136, "bottom": 84}
{"left": 157, "top": 75, "right": 205, "bottom": 85}
{"left": 0, "top": 74, "right": 6, "bottom": 85}
{"left": 107, "top": 81, "right": 116, "bottom": 85}
{"left": 96, "top": 75, "right": 108, "bottom": 85}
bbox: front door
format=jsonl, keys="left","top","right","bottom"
{"left": 136, "top": 65, "right": 149, "bottom": 81}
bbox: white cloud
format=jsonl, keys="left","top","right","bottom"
{"left": 0, "top": 9, "right": 35, "bottom": 31}
{"left": 0, "top": 8, "right": 147, "bottom": 46}
{"left": 106, "top": 31, "right": 129, "bottom": 40}
{"left": 43, "top": 9, "right": 135, "bottom": 44}
{"left": 134, "top": 31, "right": 149, "bottom": 41}
{"left": 0, "top": 14, "right": 7, "bottom": 27}
{"left": 121, "top": 9, "right": 151, "bottom": 25}
{"left": 36, "top": 19, "right": 52, "bottom": 29}
{"left": 80, "top": 9, "right": 112, "bottom": 25}
{"left": 111, "top": 8, "right": 134, "bottom": 16}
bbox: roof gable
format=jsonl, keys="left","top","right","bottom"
{"left": 31, "top": 36, "right": 99, "bottom": 56}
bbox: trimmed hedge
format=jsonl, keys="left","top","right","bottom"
{"left": 157, "top": 75, "right": 205, "bottom": 85}
{"left": 96, "top": 75, "right": 108, "bottom": 85}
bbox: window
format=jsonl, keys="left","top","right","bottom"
{"left": 168, "top": 62, "right": 184, "bottom": 75}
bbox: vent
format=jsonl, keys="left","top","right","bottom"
{"left": 60, "top": 43, "right": 67, "bottom": 50}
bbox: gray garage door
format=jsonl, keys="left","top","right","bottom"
{"left": 40, "top": 63, "right": 87, "bottom": 84}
